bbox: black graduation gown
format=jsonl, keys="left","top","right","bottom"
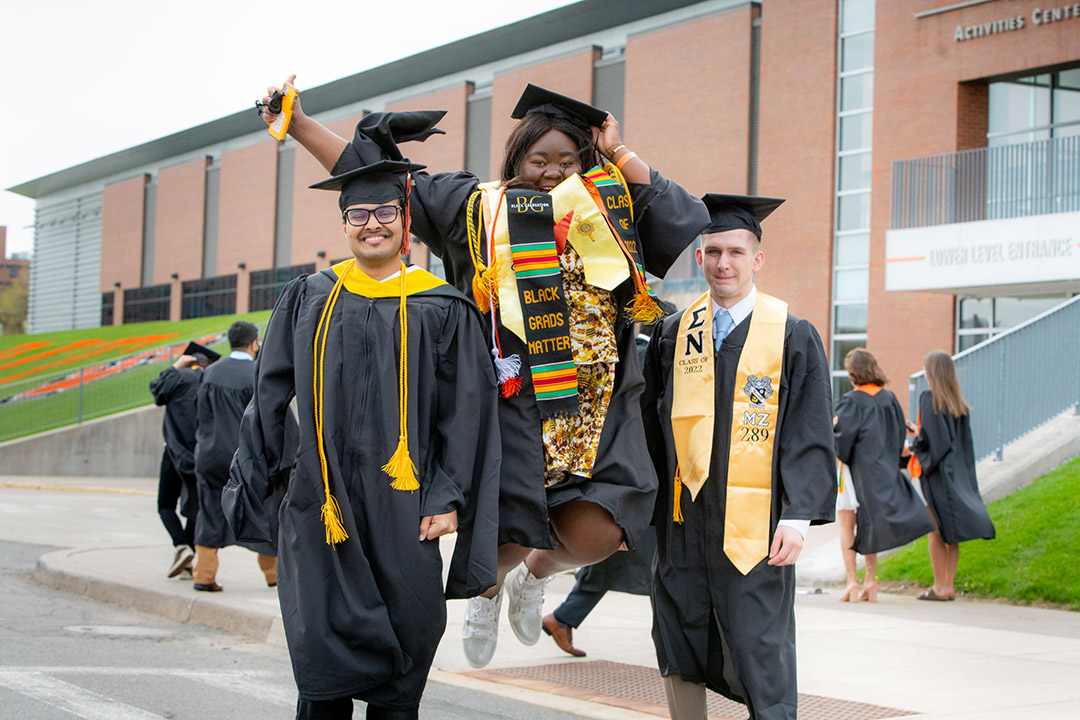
{"left": 911, "top": 391, "right": 996, "bottom": 545}
{"left": 193, "top": 356, "right": 255, "bottom": 548}
{"left": 404, "top": 168, "right": 709, "bottom": 550}
{"left": 222, "top": 270, "right": 500, "bottom": 707}
{"left": 641, "top": 307, "right": 836, "bottom": 720}
{"left": 834, "top": 388, "right": 935, "bottom": 554}
{"left": 149, "top": 366, "right": 201, "bottom": 476}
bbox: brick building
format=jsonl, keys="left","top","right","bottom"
{"left": 0, "top": 227, "right": 31, "bottom": 289}
{"left": 7, "top": 0, "right": 1079, "bottom": 405}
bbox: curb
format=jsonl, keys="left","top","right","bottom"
{"left": 33, "top": 549, "right": 287, "bottom": 648}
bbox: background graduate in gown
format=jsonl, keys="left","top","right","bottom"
{"left": 223, "top": 148, "right": 500, "bottom": 720}
{"left": 192, "top": 322, "right": 278, "bottom": 592}
{"left": 910, "top": 350, "right": 996, "bottom": 602}
{"left": 641, "top": 194, "right": 835, "bottom": 720}
{"left": 833, "top": 347, "right": 935, "bottom": 602}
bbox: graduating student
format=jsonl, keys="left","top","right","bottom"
{"left": 149, "top": 341, "right": 218, "bottom": 577}
{"left": 192, "top": 321, "right": 277, "bottom": 592}
{"left": 223, "top": 145, "right": 500, "bottom": 719}
{"left": 641, "top": 195, "right": 836, "bottom": 720}
{"left": 910, "top": 350, "right": 995, "bottom": 602}
{"left": 833, "top": 347, "right": 935, "bottom": 602}
{"left": 259, "top": 78, "right": 708, "bottom": 667}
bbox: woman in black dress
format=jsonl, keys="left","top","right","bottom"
{"left": 910, "top": 350, "right": 996, "bottom": 601}
{"left": 834, "top": 349, "right": 934, "bottom": 602}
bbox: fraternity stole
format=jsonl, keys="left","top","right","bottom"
{"left": 503, "top": 189, "right": 578, "bottom": 417}
{"left": 670, "top": 290, "right": 788, "bottom": 575}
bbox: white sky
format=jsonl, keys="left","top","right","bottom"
{"left": 0, "top": 0, "right": 582, "bottom": 258}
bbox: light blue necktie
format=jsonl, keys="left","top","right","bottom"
{"left": 713, "top": 308, "right": 734, "bottom": 350}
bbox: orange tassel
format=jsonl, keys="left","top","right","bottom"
{"left": 500, "top": 376, "right": 522, "bottom": 397}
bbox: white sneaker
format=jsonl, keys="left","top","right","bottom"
{"left": 462, "top": 590, "right": 502, "bottom": 668}
{"left": 167, "top": 546, "right": 194, "bottom": 578}
{"left": 505, "top": 563, "right": 551, "bottom": 646}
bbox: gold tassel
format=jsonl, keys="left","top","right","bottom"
{"left": 383, "top": 266, "right": 420, "bottom": 492}
{"left": 382, "top": 436, "right": 419, "bottom": 491}
{"left": 314, "top": 262, "right": 350, "bottom": 546}
{"left": 320, "top": 495, "right": 349, "bottom": 545}
{"left": 627, "top": 290, "right": 663, "bottom": 324}
{"left": 472, "top": 272, "right": 491, "bottom": 312}
{"left": 673, "top": 466, "right": 684, "bottom": 524}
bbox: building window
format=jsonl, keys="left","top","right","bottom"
{"left": 123, "top": 284, "right": 170, "bottom": 324}
{"left": 181, "top": 275, "right": 237, "bottom": 320}
{"left": 831, "top": 0, "right": 874, "bottom": 403}
{"left": 955, "top": 293, "right": 1073, "bottom": 352}
{"left": 101, "top": 291, "right": 114, "bottom": 327}
{"left": 249, "top": 263, "right": 316, "bottom": 312}
{"left": 988, "top": 68, "right": 1080, "bottom": 146}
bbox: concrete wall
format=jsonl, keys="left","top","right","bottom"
{"left": 0, "top": 405, "right": 164, "bottom": 478}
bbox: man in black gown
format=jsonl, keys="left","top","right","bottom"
{"left": 149, "top": 342, "right": 217, "bottom": 577}
{"left": 223, "top": 140, "right": 500, "bottom": 720}
{"left": 192, "top": 321, "right": 277, "bottom": 591}
{"left": 641, "top": 194, "right": 836, "bottom": 720}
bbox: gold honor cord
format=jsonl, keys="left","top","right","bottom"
{"left": 313, "top": 261, "right": 351, "bottom": 546}
{"left": 381, "top": 264, "right": 419, "bottom": 492}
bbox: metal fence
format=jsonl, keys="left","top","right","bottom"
{"left": 891, "top": 135, "right": 1080, "bottom": 229}
{"left": 908, "top": 295, "right": 1080, "bottom": 462}
{"left": 0, "top": 335, "right": 230, "bottom": 443}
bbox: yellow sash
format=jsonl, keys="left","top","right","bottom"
{"left": 671, "top": 290, "right": 787, "bottom": 575}
{"left": 492, "top": 174, "right": 632, "bottom": 343}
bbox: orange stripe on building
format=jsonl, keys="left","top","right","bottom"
{"left": 885, "top": 256, "right": 926, "bottom": 263}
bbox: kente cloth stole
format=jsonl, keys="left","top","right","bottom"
{"left": 503, "top": 189, "right": 578, "bottom": 418}
{"left": 670, "top": 290, "right": 787, "bottom": 575}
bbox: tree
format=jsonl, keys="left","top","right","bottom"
{"left": 0, "top": 283, "right": 28, "bottom": 335}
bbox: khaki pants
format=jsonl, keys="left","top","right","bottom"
{"left": 664, "top": 675, "right": 707, "bottom": 720}
{"left": 193, "top": 545, "right": 277, "bottom": 586}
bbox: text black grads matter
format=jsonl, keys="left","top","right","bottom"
{"left": 223, "top": 154, "right": 500, "bottom": 718}
{"left": 641, "top": 194, "right": 835, "bottom": 720}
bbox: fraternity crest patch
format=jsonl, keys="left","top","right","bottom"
{"left": 744, "top": 375, "right": 774, "bottom": 408}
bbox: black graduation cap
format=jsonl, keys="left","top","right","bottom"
{"left": 701, "top": 194, "right": 786, "bottom": 239}
{"left": 183, "top": 341, "right": 220, "bottom": 367}
{"left": 511, "top": 83, "right": 609, "bottom": 129}
{"left": 310, "top": 159, "right": 427, "bottom": 211}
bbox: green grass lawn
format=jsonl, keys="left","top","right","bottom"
{"left": 876, "top": 455, "right": 1080, "bottom": 610}
{"left": 0, "top": 312, "right": 271, "bottom": 442}
{"left": 0, "top": 312, "right": 271, "bottom": 383}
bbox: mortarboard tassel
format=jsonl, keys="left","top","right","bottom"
{"left": 382, "top": 264, "right": 420, "bottom": 492}
{"left": 314, "top": 263, "right": 351, "bottom": 545}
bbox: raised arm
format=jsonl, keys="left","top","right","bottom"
{"left": 260, "top": 74, "right": 347, "bottom": 172}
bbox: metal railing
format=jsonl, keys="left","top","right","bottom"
{"left": 908, "top": 295, "right": 1080, "bottom": 462}
{"left": 0, "top": 335, "right": 229, "bottom": 443}
{"left": 891, "top": 135, "right": 1080, "bottom": 229}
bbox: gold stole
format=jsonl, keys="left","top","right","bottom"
{"left": 671, "top": 290, "right": 787, "bottom": 575}
{"left": 491, "top": 174, "right": 632, "bottom": 342}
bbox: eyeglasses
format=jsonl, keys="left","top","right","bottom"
{"left": 342, "top": 205, "right": 401, "bottom": 227}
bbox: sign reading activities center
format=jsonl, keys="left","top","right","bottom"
{"left": 885, "top": 211, "right": 1080, "bottom": 294}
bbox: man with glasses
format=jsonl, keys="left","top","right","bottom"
{"left": 224, "top": 112, "right": 500, "bottom": 720}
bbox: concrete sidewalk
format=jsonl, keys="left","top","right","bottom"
{"left": 8, "top": 474, "right": 1080, "bottom": 720}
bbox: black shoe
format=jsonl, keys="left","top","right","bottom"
{"left": 193, "top": 582, "right": 223, "bottom": 592}
{"left": 168, "top": 547, "right": 195, "bottom": 578}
